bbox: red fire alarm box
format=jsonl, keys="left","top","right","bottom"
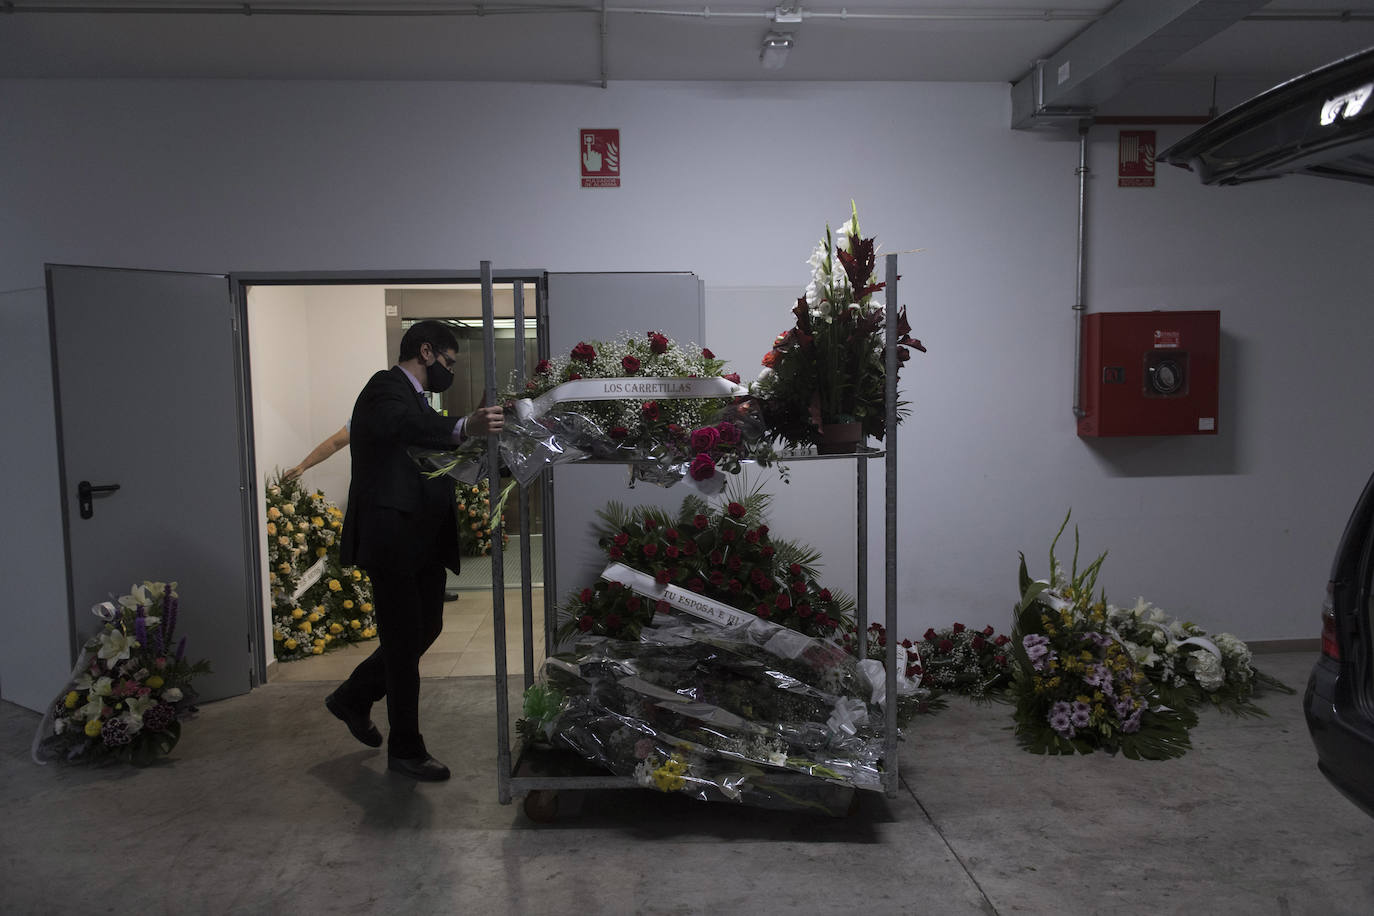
{"left": 1077, "top": 310, "right": 1219, "bottom": 437}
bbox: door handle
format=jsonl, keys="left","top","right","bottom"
{"left": 78, "top": 480, "right": 120, "bottom": 520}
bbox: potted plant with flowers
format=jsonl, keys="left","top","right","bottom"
{"left": 753, "top": 203, "right": 925, "bottom": 453}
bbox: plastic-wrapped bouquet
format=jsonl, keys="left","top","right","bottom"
{"left": 416, "top": 330, "right": 781, "bottom": 492}
{"left": 34, "top": 582, "right": 209, "bottom": 766}
{"left": 522, "top": 609, "right": 890, "bottom": 815}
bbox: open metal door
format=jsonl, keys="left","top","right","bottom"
{"left": 47, "top": 265, "right": 257, "bottom": 702}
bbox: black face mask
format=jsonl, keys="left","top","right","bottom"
{"left": 425, "top": 355, "right": 455, "bottom": 393}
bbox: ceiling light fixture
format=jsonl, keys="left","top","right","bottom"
{"left": 760, "top": 31, "right": 794, "bottom": 70}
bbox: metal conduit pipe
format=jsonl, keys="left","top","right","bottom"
{"left": 1072, "top": 120, "right": 1089, "bottom": 420}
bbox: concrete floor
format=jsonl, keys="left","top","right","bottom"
{"left": 3, "top": 651, "right": 1372, "bottom": 915}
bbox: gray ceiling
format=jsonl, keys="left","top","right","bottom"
{"left": 3, "top": 1, "right": 1373, "bottom": 110}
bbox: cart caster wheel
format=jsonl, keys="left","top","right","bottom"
{"left": 523, "top": 790, "right": 559, "bottom": 823}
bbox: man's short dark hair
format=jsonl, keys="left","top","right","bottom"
{"left": 398, "top": 320, "right": 459, "bottom": 362}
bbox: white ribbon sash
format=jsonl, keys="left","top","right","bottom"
{"left": 515, "top": 376, "right": 749, "bottom": 421}
{"left": 600, "top": 561, "right": 757, "bottom": 628}
{"left": 292, "top": 557, "right": 327, "bottom": 602}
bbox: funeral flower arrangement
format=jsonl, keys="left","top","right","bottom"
{"left": 557, "top": 484, "right": 854, "bottom": 644}
{"left": 520, "top": 482, "right": 928, "bottom": 814}
{"left": 35, "top": 582, "right": 209, "bottom": 766}
{"left": 455, "top": 477, "right": 507, "bottom": 557}
{"left": 266, "top": 474, "right": 376, "bottom": 661}
{"left": 1010, "top": 514, "right": 1288, "bottom": 759}
{"left": 503, "top": 330, "right": 778, "bottom": 489}
{"left": 752, "top": 203, "right": 925, "bottom": 451}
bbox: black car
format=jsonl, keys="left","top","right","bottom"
{"left": 1161, "top": 47, "right": 1374, "bottom": 817}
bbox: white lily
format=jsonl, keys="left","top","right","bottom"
{"left": 97, "top": 629, "right": 136, "bottom": 666}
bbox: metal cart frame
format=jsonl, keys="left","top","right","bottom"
{"left": 474, "top": 255, "right": 903, "bottom": 813}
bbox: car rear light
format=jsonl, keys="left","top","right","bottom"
{"left": 1321, "top": 589, "right": 1340, "bottom": 660}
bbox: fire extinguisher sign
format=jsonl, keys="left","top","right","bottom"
{"left": 1118, "top": 129, "right": 1156, "bottom": 187}
{"left": 581, "top": 129, "right": 620, "bottom": 188}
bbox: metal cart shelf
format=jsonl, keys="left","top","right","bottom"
{"left": 473, "top": 255, "right": 903, "bottom": 818}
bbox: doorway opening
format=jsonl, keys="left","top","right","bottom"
{"left": 241, "top": 275, "right": 548, "bottom": 687}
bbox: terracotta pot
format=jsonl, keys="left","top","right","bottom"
{"left": 816, "top": 421, "right": 863, "bottom": 454}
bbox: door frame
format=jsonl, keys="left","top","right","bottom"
{"left": 232, "top": 268, "right": 551, "bottom": 685}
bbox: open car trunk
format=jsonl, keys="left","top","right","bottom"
{"left": 1159, "top": 46, "right": 1374, "bottom": 186}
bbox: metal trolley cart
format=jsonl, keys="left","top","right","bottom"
{"left": 469, "top": 256, "right": 904, "bottom": 820}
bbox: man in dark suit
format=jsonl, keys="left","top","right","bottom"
{"left": 326, "top": 320, "right": 504, "bottom": 781}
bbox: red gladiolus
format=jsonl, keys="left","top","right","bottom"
{"left": 727, "top": 501, "right": 745, "bottom": 518}
{"left": 571, "top": 342, "right": 596, "bottom": 362}
{"left": 622, "top": 355, "right": 641, "bottom": 374}
{"left": 648, "top": 331, "right": 670, "bottom": 354}
{"left": 690, "top": 453, "right": 716, "bottom": 480}
{"left": 578, "top": 615, "right": 594, "bottom": 632}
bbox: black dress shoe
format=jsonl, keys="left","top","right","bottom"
{"left": 325, "top": 692, "right": 383, "bottom": 748}
{"left": 388, "top": 754, "right": 451, "bottom": 781}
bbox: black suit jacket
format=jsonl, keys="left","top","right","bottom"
{"left": 340, "top": 366, "right": 462, "bottom": 575}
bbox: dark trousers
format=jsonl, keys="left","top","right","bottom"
{"left": 336, "top": 561, "right": 446, "bottom": 758}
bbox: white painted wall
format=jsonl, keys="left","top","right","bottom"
{"left": 247, "top": 284, "right": 388, "bottom": 661}
{"left": 2, "top": 77, "right": 1370, "bottom": 706}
